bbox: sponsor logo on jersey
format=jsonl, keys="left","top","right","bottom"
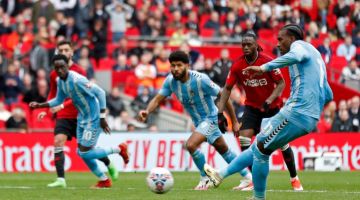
{"left": 243, "top": 78, "right": 268, "bottom": 87}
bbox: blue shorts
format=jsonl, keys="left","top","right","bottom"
{"left": 195, "top": 120, "right": 222, "bottom": 144}
{"left": 256, "top": 111, "right": 317, "bottom": 152}
{"left": 76, "top": 120, "right": 101, "bottom": 147}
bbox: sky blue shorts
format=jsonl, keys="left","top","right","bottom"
{"left": 195, "top": 120, "right": 222, "bottom": 144}
{"left": 257, "top": 111, "right": 317, "bottom": 152}
{"left": 76, "top": 120, "right": 101, "bottom": 147}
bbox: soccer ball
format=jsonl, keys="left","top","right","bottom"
{"left": 146, "top": 167, "right": 174, "bottom": 194}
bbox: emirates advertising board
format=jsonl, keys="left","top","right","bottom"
{"left": 0, "top": 133, "right": 359, "bottom": 172}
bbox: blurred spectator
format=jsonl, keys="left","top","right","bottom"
{"left": 105, "top": 1, "right": 133, "bottom": 42}
{"left": 348, "top": 96, "right": 360, "bottom": 131}
{"left": 0, "top": 101, "right": 11, "bottom": 122}
{"left": 155, "top": 49, "right": 170, "bottom": 77}
{"left": 31, "top": 0, "right": 55, "bottom": 25}
{"left": 131, "top": 86, "right": 157, "bottom": 129}
{"left": 3, "top": 63, "right": 22, "bottom": 105}
{"left": 107, "top": 111, "right": 132, "bottom": 131}
{"left": 186, "top": 29, "right": 202, "bottom": 47}
{"left": 317, "top": 0, "right": 331, "bottom": 32}
{"left": 50, "top": 0, "right": 77, "bottom": 16}
{"left": 212, "top": 49, "right": 232, "bottom": 87}
{"left": 186, "top": 11, "right": 199, "bottom": 33}
{"left": 78, "top": 58, "right": 95, "bottom": 81}
{"left": 224, "top": 11, "right": 238, "bottom": 32}
{"left": 29, "top": 38, "right": 50, "bottom": 73}
{"left": 306, "top": 21, "right": 319, "bottom": 39}
{"left": 333, "top": 0, "right": 351, "bottom": 38}
{"left": 204, "top": 11, "right": 220, "bottom": 30}
{"left": 169, "top": 24, "right": 187, "bottom": 46}
{"left": 317, "top": 37, "right": 332, "bottom": 64}
{"left": 336, "top": 35, "right": 356, "bottom": 61}
{"left": 135, "top": 52, "right": 156, "bottom": 89}
{"left": 22, "top": 73, "right": 34, "bottom": 94}
{"left": 113, "top": 54, "right": 130, "bottom": 71}
{"left": 331, "top": 110, "right": 355, "bottom": 132}
{"left": 93, "top": 0, "right": 109, "bottom": 25}
{"left": 128, "top": 40, "right": 151, "bottom": 59}
{"left": 56, "top": 15, "right": 79, "bottom": 41}
{"left": 289, "top": 9, "right": 305, "bottom": 30}
{"left": 74, "top": 0, "right": 93, "bottom": 38}
{"left": 91, "top": 19, "right": 107, "bottom": 62}
{"left": 179, "top": 42, "right": 200, "bottom": 66}
{"left": 106, "top": 87, "right": 125, "bottom": 118}
{"left": 340, "top": 59, "right": 360, "bottom": 90}
{"left": 128, "top": 54, "right": 139, "bottom": 71}
{"left": 22, "top": 79, "right": 48, "bottom": 103}
{"left": 6, "top": 107, "right": 27, "bottom": 132}
{"left": 317, "top": 101, "right": 337, "bottom": 133}
{"left": 0, "top": 10, "right": 12, "bottom": 35}
{"left": 6, "top": 22, "right": 33, "bottom": 53}
{"left": 168, "top": 9, "right": 182, "bottom": 29}
{"left": 113, "top": 38, "right": 128, "bottom": 58}
{"left": 216, "top": 25, "right": 231, "bottom": 43}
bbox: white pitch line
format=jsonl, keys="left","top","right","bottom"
{"left": 1, "top": 186, "right": 359, "bottom": 195}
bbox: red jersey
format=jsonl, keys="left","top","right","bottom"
{"left": 226, "top": 53, "right": 284, "bottom": 110}
{"left": 47, "top": 63, "right": 86, "bottom": 119}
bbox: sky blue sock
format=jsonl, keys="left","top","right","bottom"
{"left": 221, "top": 149, "right": 251, "bottom": 178}
{"left": 252, "top": 144, "right": 270, "bottom": 199}
{"left": 82, "top": 157, "right": 107, "bottom": 179}
{"left": 78, "top": 148, "right": 113, "bottom": 160}
{"left": 191, "top": 149, "right": 206, "bottom": 177}
{"left": 220, "top": 146, "right": 253, "bottom": 179}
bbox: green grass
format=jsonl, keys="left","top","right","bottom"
{"left": 0, "top": 171, "right": 359, "bottom": 200}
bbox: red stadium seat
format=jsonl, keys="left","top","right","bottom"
{"left": 200, "top": 28, "right": 215, "bottom": 38}
{"left": 125, "top": 27, "right": 140, "bottom": 36}
{"left": 98, "top": 58, "right": 115, "bottom": 70}
{"left": 112, "top": 71, "right": 135, "bottom": 88}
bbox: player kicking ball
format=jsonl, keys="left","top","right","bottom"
{"left": 137, "top": 50, "right": 253, "bottom": 190}
{"left": 204, "top": 24, "right": 333, "bottom": 199}
{"left": 30, "top": 54, "right": 130, "bottom": 188}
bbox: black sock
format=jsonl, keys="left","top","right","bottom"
{"left": 282, "top": 147, "right": 297, "bottom": 178}
{"left": 98, "top": 157, "right": 110, "bottom": 166}
{"left": 55, "top": 151, "right": 65, "bottom": 178}
{"left": 241, "top": 145, "right": 252, "bottom": 171}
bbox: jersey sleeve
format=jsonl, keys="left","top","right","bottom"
{"left": 158, "top": 75, "right": 173, "bottom": 97}
{"left": 201, "top": 74, "right": 220, "bottom": 96}
{"left": 225, "top": 63, "right": 238, "bottom": 87}
{"left": 269, "top": 68, "right": 284, "bottom": 82}
{"left": 47, "top": 71, "right": 57, "bottom": 100}
{"left": 48, "top": 80, "right": 67, "bottom": 107}
{"left": 77, "top": 78, "right": 107, "bottom": 110}
{"left": 263, "top": 41, "right": 310, "bottom": 71}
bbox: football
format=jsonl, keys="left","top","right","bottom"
{"left": 146, "top": 167, "right": 174, "bottom": 194}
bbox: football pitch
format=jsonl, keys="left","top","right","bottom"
{"left": 0, "top": 171, "right": 359, "bottom": 200}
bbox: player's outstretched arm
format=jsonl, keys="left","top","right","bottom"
{"left": 29, "top": 101, "right": 50, "bottom": 109}
{"left": 137, "top": 94, "right": 166, "bottom": 122}
{"left": 217, "top": 84, "right": 233, "bottom": 113}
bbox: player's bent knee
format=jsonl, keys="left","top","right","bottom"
{"left": 185, "top": 142, "right": 197, "bottom": 154}
{"left": 54, "top": 134, "right": 67, "bottom": 147}
{"left": 280, "top": 144, "right": 290, "bottom": 151}
{"left": 257, "top": 141, "right": 273, "bottom": 155}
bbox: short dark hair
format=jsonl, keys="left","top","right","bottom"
{"left": 242, "top": 32, "right": 263, "bottom": 52}
{"left": 169, "top": 50, "right": 190, "bottom": 64}
{"left": 282, "top": 24, "right": 304, "bottom": 40}
{"left": 57, "top": 40, "right": 73, "bottom": 48}
{"left": 52, "top": 54, "right": 69, "bottom": 64}
{"left": 242, "top": 32, "right": 257, "bottom": 41}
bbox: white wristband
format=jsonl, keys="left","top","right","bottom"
{"left": 100, "top": 113, "right": 106, "bottom": 119}
{"left": 60, "top": 104, "right": 64, "bottom": 109}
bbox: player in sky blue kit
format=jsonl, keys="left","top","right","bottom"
{"left": 137, "top": 50, "right": 253, "bottom": 190}
{"left": 29, "top": 54, "right": 130, "bottom": 188}
{"left": 204, "top": 24, "right": 333, "bottom": 199}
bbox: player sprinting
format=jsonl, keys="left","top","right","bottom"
{"left": 217, "top": 33, "right": 302, "bottom": 191}
{"left": 37, "top": 41, "right": 117, "bottom": 188}
{"left": 30, "top": 54, "right": 130, "bottom": 188}
{"left": 137, "top": 51, "right": 253, "bottom": 190}
{"left": 204, "top": 24, "right": 333, "bottom": 199}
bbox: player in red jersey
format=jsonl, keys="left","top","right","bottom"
{"left": 37, "top": 41, "right": 118, "bottom": 188}
{"left": 217, "top": 33, "right": 303, "bottom": 191}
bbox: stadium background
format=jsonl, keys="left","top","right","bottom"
{"left": 0, "top": 0, "right": 360, "bottom": 175}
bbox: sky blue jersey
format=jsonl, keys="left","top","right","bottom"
{"left": 159, "top": 70, "right": 220, "bottom": 127}
{"left": 48, "top": 71, "right": 106, "bottom": 126}
{"left": 263, "top": 40, "right": 333, "bottom": 121}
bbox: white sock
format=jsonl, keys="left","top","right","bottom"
{"left": 57, "top": 177, "right": 65, "bottom": 182}
{"left": 244, "top": 173, "right": 252, "bottom": 180}
{"left": 290, "top": 176, "right": 299, "bottom": 181}
{"left": 99, "top": 175, "right": 108, "bottom": 181}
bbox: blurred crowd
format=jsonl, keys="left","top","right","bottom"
{"left": 1, "top": 0, "right": 360, "bottom": 133}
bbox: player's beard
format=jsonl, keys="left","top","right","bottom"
{"left": 172, "top": 69, "right": 187, "bottom": 81}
